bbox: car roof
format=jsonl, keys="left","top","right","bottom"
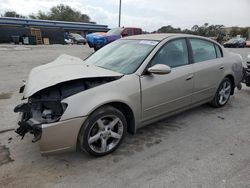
{"left": 123, "top": 33, "right": 203, "bottom": 41}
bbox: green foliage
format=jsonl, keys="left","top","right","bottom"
{"left": 157, "top": 23, "right": 225, "bottom": 38}
{"left": 30, "top": 4, "right": 90, "bottom": 23}
{"left": 157, "top": 25, "right": 181, "bottom": 33}
{"left": 239, "top": 28, "right": 249, "bottom": 38}
{"left": 2, "top": 11, "right": 26, "bottom": 18}
{"left": 155, "top": 23, "right": 228, "bottom": 43}
{"left": 29, "top": 11, "right": 50, "bottom": 20}
{"left": 229, "top": 27, "right": 249, "bottom": 38}
{"left": 229, "top": 27, "right": 239, "bottom": 37}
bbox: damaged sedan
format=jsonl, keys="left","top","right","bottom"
{"left": 14, "top": 34, "right": 243, "bottom": 156}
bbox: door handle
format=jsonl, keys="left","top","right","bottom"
{"left": 186, "top": 74, "right": 194, "bottom": 81}
{"left": 219, "top": 66, "right": 224, "bottom": 70}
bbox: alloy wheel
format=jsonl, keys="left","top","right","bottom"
{"left": 218, "top": 80, "right": 231, "bottom": 105}
{"left": 87, "top": 115, "right": 124, "bottom": 154}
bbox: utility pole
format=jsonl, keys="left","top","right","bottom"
{"left": 118, "top": 0, "right": 121, "bottom": 27}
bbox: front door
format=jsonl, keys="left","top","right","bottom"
{"left": 140, "top": 38, "right": 194, "bottom": 123}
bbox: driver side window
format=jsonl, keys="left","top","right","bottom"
{"left": 150, "top": 39, "right": 189, "bottom": 68}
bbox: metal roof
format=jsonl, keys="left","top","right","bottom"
{"left": 0, "top": 17, "right": 109, "bottom": 31}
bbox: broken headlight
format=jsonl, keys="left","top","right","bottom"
{"left": 14, "top": 101, "right": 68, "bottom": 141}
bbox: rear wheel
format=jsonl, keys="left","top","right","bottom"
{"left": 210, "top": 78, "right": 232, "bottom": 107}
{"left": 78, "top": 106, "right": 127, "bottom": 156}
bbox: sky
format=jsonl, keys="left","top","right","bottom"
{"left": 0, "top": 0, "right": 249, "bottom": 31}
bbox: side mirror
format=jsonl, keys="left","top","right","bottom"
{"left": 147, "top": 64, "right": 171, "bottom": 75}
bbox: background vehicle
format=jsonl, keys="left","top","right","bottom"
{"left": 246, "top": 40, "right": 250, "bottom": 48}
{"left": 242, "top": 54, "right": 250, "bottom": 87}
{"left": 14, "top": 34, "right": 243, "bottom": 156}
{"left": 86, "top": 27, "right": 143, "bottom": 51}
{"left": 223, "top": 37, "right": 246, "bottom": 48}
{"left": 68, "top": 33, "right": 87, "bottom": 45}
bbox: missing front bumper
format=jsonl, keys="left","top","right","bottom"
{"left": 15, "top": 112, "right": 42, "bottom": 142}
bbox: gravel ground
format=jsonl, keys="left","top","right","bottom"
{"left": 0, "top": 44, "right": 249, "bottom": 188}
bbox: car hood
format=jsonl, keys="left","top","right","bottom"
{"left": 23, "top": 54, "right": 123, "bottom": 98}
{"left": 224, "top": 41, "right": 237, "bottom": 44}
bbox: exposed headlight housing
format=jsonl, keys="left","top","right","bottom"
{"left": 14, "top": 101, "right": 68, "bottom": 142}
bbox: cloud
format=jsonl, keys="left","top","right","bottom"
{"left": 0, "top": 0, "right": 249, "bottom": 31}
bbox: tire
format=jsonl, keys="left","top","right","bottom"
{"left": 94, "top": 46, "right": 99, "bottom": 51}
{"left": 78, "top": 106, "right": 127, "bottom": 156}
{"left": 87, "top": 42, "right": 93, "bottom": 48}
{"left": 210, "top": 77, "right": 232, "bottom": 108}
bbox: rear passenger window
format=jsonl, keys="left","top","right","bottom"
{"left": 190, "top": 39, "right": 217, "bottom": 63}
{"left": 215, "top": 44, "right": 223, "bottom": 58}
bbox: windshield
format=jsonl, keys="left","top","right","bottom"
{"left": 228, "top": 39, "right": 236, "bottom": 43}
{"left": 107, "top": 28, "right": 123, "bottom": 36}
{"left": 228, "top": 38, "right": 246, "bottom": 43}
{"left": 84, "top": 39, "right": 158, "bottom": 74}
{"left": 71, "top": 33, "right": 83, "bottom": 39}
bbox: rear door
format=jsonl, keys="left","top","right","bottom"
{"left": 189, "top": 38, "right": 225, "bottom": 104}
{"left": 140, "top": 38, "right": 194, "bottom": 122}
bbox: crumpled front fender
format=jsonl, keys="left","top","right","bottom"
{"left": 39, "top": 116, "right": 87, "bottom": 155}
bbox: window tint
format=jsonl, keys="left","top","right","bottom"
{"left": 190, "top": 39, "right": 217, "bottom": 63}
{"left": 215, "top": 44, "right": 222, "bottom": 58}
{"left": 123, "top": 28, "right": 132, "bottom": 36}
{"left": 150, "top": 39, "right": 189, "bottom": 68}
{"left": 135, "top": 29, "right": 142, "bottom": 35}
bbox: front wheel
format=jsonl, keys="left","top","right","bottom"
{"left": 210, "top": 78, "right": 232, "bottom": 107}
{"left": 78, "top": 106, "right": 127, "bottom": 156}
{"left": 94, "top": 46, "right": 99, "bottom": 51}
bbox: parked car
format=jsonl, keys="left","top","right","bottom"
{"left": 246, "top": 40, "right": 250, "bottom": 48}
{"left": 86, "top": 27, "right": 143, "bottom": 51}
{"left": 14, "top": 34, "right": 243, "bottom": 156}
{"left": 223, "top": 38, "right": 246, "bottom": 48}
{"left": 68, "top": 33, "right": 86, "bottom": 45}
{"left": 85, "top": 32, "right": 106, "bottom": 48}
{"left": 242, "top": 54, "right": 250, "bottom": 87}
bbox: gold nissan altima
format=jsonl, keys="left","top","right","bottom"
{"left": 14, "top": 34, "right": 243, "bottom": 156}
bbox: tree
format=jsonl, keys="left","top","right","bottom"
{"left": 239, "top": 28, "right": 249, "bottom": 38}
{"left": 229, "top": 27, "right": 239, "bottom": 37}
{"left": 30, "top": 4, "right": 91, "bottom": 23}
{"left": 191, "top": 25, "right": 199, "bottom": 32}
{"left": 2, "top": 11, "right": 26, "bottom": 18}
{"left": 154, "top": 23, "right": 226, "bottom": 43}
{"left": 29, "top": 11, "right": 50, "bottom": 20}
{"left": 157, "top": 25, "right": 181, "bottom": 33}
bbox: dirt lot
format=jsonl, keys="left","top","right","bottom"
{"left": 0, "top": 44, "right": 249, "bottom": 188}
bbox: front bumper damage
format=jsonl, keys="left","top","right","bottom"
{"left": 14, "top": 103, "right": 42, "bottom": 142}
{"left": 14, "top": 94, "right": 67, "bottom": 140}
{"left": 14, "top": 82, "right": 69, "bottom": 148}
{"left": 39, "top": 117, "right": 86, "bottom": 155}
{"left": 14, "top": 76, "right": 120, "bottom": 154}
{"left": 14, "top": 102, "right": 87, "bottom": 155}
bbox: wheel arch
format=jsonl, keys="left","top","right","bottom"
{"left": 86, "top": 101, "right": 136, "bottom": 134}
{"left": 106, "top": 102, "right": 136, "bottom": 134}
